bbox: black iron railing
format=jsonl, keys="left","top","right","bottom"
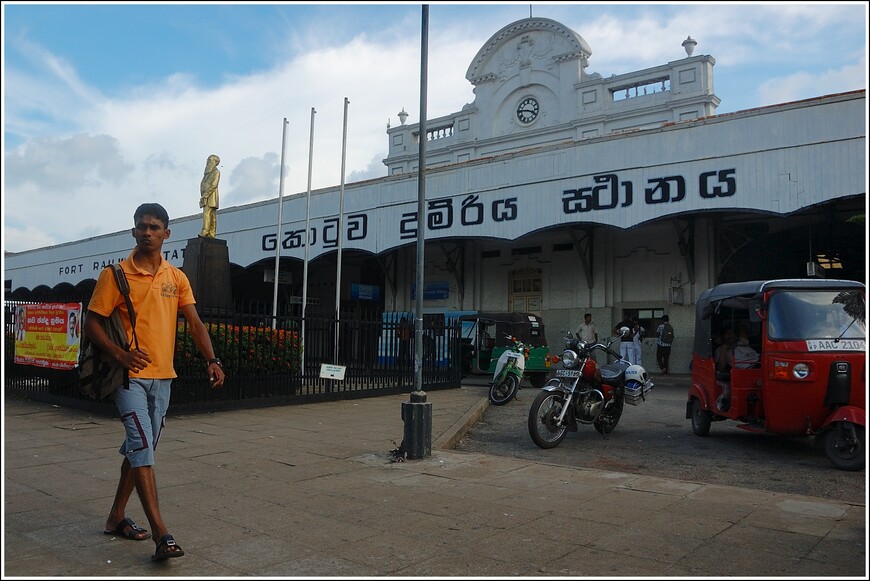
{"left": 4, "top": 300, "right": 461, "bottom": 416}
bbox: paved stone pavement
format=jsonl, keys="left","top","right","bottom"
{"left": 3, "top": 384, "right": 866, "bottom": 577}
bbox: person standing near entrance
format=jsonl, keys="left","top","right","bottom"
{"left": 613, "top": 317, "right": 635, "bottom": 363}
{"left": 397, "top": 316, "right": 412, "bottom": 370}
{"left": 85, "top": 202, "right": 225, "bottom": 561}
{"left": 576, "top": 313, "right": 598, "bottom": 344}
{"left": 630, "top": 316, "right": 645, "bottom": 366}
{"left": 655, "top": 315, "right": 674, "bottom": 374}
{"left": 199, "top": 154, "right": 221, "bottom": 238}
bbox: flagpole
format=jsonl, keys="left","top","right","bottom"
{"left": 301, "top": 107, "right": 316, "bottom": 375}
{"left": 271, "top": 118, "right": 289, "bottom": 330}
{"left": 334, "top": 97, "right": 349, "bottom": 364}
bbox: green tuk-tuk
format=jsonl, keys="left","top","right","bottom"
{"left": 459, "top": 312, "right": 552, "bottom": 388}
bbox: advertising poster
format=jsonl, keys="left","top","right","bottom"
{"left": 13, "top": 303, "right": 83, "bottom": 370}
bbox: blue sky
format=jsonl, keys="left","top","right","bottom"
{"left": 3, "top": 2, "right": 867, "bottom": 253}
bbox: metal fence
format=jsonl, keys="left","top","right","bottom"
{"left": 4, "top": 299, "right": 462, "bottom": 416}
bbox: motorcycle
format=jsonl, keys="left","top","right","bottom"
{"left": 528, "top": 335, "right": 653, "bottom": 449}
{"left": 488, "top": 333, "right": 531, "bottom": 405}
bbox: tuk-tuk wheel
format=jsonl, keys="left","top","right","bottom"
{"left": 822, "top": 422, "right": 865, "bottom": 472}
{"left": 691, "top": 398, "right": 712, "bottom": 437}
{"left": 529, "top": 373, "right": 548, "bottom": 389}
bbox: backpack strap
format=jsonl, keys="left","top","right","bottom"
{"left": 109, "top": 263, "right": 139, "bottom": 389}
{"left": 109, "top": 263, "right": 138, "bottom": 350}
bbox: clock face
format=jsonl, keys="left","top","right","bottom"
{"left": 516, "top": 97, "right": 539, "bottom": 124}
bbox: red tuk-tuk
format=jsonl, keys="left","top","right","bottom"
{"left": 687, "top": 279, "right": 865, "bottom": 470}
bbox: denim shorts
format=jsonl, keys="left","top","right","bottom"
{"left": 114, "top": 378, "right": 172, "bottom": 468}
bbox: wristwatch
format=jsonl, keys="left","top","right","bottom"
{"left": 207, "top": 358, "right": 222, "bottom": 366}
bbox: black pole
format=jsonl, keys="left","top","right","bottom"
{"left": 403, "top": 4, "right": 432, "bottom": 460}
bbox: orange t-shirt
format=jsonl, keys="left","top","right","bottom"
{"left": 87, "top": 249, "right": 195, "bottom": 379}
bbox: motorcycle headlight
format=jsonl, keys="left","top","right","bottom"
{"left": 561, "top": 349, "right": 578, "bottom": 368}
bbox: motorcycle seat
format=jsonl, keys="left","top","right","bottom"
{"left": 600, "top": 361, "right": 628, "bottom": 381}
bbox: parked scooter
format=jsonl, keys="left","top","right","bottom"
{"left": 528, "top": 334, "right": 653, "bottom": 448}
{"left": 488, "top": 334, "right": 530, "bottom": 405}
{"left": 459, "top": 312, "right": 552, "bottom": 388}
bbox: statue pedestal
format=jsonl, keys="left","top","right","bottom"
{"left": 183, "top": 237, "right": 232, "bottom": 310}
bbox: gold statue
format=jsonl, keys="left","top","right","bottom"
{"left": 199, "top": 154, "right": 221, "bottom": 238}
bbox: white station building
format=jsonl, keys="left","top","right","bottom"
{"left": 5, "top": 16, "right": 866, "bottom": 373}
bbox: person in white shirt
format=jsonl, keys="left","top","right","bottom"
{"left": 631, "top": 316, "right": 645, "bottom": 366}
{"left": 576, "top": 313, "right": 598, "bottom": 344}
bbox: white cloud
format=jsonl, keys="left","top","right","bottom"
{"left": 348, "top": 153, "right": 389, "bottom": 184}
{"left": 5, "top": 134, "right": 130, "bottom": 190}
{"left": 3, "top": 3, "right": 866, "bottom": 255}
{"left": 228, "top": 153, "right": 281, "bottom": 204}
{"left": 758, "top": 59, "right": 868, "bottom": 105}
{"left": 3, "top": 38, "right": 104, "bottom": 144}
{"left": 3, "top": 31, "right": 473, "bottom": 253}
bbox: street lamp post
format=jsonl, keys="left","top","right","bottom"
{"left": 402, "top": 4, "right": 432, "bottom": 459}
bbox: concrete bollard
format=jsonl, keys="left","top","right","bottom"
{"left": 401, "top": 391, "right": 432, "bottom": 459}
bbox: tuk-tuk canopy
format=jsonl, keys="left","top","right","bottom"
{"left": 699, "top": 279, "right": 864, "bottom": 306}
{"left": 458, "top": 312, "right": 547, "bottom": 348}
{"left": 693, "top": 279, "right": 866, "bottom": 357}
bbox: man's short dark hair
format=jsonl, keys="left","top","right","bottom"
{"left": 662, "top": 315, "right": 669, "bottom": 322}
{"left": 584, "top": 313, "right": 591, "bottom": 318}
{"left": 134, "top": 203, "right": 170, "bottom": 228}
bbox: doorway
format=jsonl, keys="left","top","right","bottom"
{"left": 509, "top": 268, "right": 542, "bottom": 315}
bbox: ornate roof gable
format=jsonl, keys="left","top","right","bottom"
{"left": 465, "top": 17, "right": 592, "bottom": 86}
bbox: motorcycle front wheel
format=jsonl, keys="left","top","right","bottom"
{"left": 489, "top": 373, "right": 520, "bottom": 405}
{"left": 528, "top": 390, "right": 568, "bottom": 448}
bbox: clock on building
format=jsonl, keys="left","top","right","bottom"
{"left": 516, "top": 97, "right": 539, "bottom": 124}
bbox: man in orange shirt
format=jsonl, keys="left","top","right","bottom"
{"left": 85, "top": 202, "right": 225, "bottom": 561}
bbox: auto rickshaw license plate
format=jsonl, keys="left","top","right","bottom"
{"left": 555, "top": 369, "right": 581, "bottom": 377}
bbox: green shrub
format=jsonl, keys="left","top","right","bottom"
{"left": 175, "top": 322, "right": 302, "bottom": 376}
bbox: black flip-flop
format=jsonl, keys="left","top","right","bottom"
{"left": 103, "top": 517, "right": 151, "bottom": 541}
{"left": 152, "top": 534, "right": 185, "bottom": 561}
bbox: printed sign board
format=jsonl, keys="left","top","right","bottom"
{"left": 13, "top": 303, "right": 83, "bottom": 370}
{"left": 319, "top": 363, "right": 347, "bottom": 380}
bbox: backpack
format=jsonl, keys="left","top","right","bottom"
{"left": 661, "top": 323, "right": 675, "bottom": 344}
{"left": 78, "top": 264, "right": 139, "bottom": 400}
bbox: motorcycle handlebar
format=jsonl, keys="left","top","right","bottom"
{"left": 503, "top": 333, "right": 531, "bottom": 352}
{"left": 563, "top": 334, "right": 625, "bottom": 362}
{"left": 589, "top": 342, "right": 625, "bottom": 361}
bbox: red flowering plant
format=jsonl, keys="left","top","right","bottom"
{"left": 174, "top": 321, "right": 302, "bottom": 377}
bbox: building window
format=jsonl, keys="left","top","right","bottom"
{"left": 511, "top": 246, "right": 542, "bottom": 256}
